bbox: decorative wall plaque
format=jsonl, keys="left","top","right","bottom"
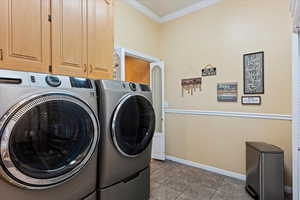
{"left": 241, "top": 96, "right": 261, "bottom": 105}
{"left": 217, "top": 82, "right": 238, "bottom": 102}
{"left": 202, "top": 64, "right": 217, "bottom": 77}
{"left": 181, "top": 78, "right": 202, "bottom": 96}
{"left": 244, "top": 51, "right": 264, "bottom": 94}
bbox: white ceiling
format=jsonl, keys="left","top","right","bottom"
{"left": 136, "top": 0, "right": 209, "bottom": 17}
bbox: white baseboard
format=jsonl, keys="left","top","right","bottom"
{"left": 166, "top": 155, "right": 246, "bottom": 180}
{"left": 165, "top": 155, "right": 292, "bottom": 194}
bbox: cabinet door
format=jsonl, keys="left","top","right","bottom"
{"left": 0, "top": 0, "right": 50, "bottom": 73}
{"left": 88, "top": 0, "right": 114, "bottom": 79}
{"left": 51, "top": 0, "right": 88, "bottom": 77}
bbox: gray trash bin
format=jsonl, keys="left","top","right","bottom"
{"left": 246, "top": 142, "right": 284, "bottom": 200}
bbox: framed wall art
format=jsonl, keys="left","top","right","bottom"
{"left": 217, "top": 82, "right": 238, "bottom": 102}
{"left": 181, "top": 77, "right": 202, "bottom": 97}
{"left": 241, "top": 96, "right": 261, "bottom": 105}
{"left": 243, "top": 51, "right": 264, "bottom": 94}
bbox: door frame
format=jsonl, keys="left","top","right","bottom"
{"left": 115, "top": 46, "right": 165, "bottom": 160}
{"left": 292, "top": 31, "right": 300, "bottom": 200}
{"left": 150, "top": 62, "right": 166, "bottom": 160}
{"left": 115, "top": 46, "right": 161, "bottom": 81}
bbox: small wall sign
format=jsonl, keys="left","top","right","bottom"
{"left": 241, "top": 96, "right": 261, "bottom": 105}
{"left": 202, "top": 64, "right": 217, "bottom": 77}
{"left": 181, "top": 77, "right": 202, "bottom": 96}
{"left": 217, "top": 82, "right": 238, "bottom": 102}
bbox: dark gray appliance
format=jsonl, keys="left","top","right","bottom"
{"left": 95, "top": 80, "right": 155, "bottom": 200}
{"left": 0, "top": 69, "right": 99, "bottom": 200}
{"left": 246, "top": 142, "right": 284, "bottom": 200}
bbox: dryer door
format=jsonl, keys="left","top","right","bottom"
{"left": 112, "top": 94, "right": 155, "bottom": 157}
{"left": 0, "top": 93, "right": 99, "bottom": 189}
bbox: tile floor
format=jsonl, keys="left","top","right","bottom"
{"left": 150, "top": 160, "right": 292, "bottom": 200}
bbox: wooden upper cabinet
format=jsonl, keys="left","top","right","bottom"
{"left": 0, "top": 0, "right": 114, "bottom": 79}
{"left": 0, "top": 0, "right": 51, "bottom": 73}
{"left": 51, "top": 0, "right": 88, "bottom": 77}
{"left": 88, "top": 0, "right": 114, "bottom": 79}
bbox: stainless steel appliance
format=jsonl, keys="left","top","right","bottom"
{"left": 246, "top": 142, "right": 284, "bottom": 200}
{"left": 95, "top": 80, "right": 155, "bottom": 200}
{"left": 0, "top": 69, "right": 99, "bottom": 200}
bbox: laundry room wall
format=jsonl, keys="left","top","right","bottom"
{"left": 114, "top": 0, "right": 161, "bottom": 58}
{"left": 159, "top": 0, "right": 293, "bottom": 186}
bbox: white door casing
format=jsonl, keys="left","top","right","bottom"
{"left": 150, "top": 62, "right": 166, "bottom": 160}
{"left": 115, "top": 46, "right": 165, "bottom": 160}
{"left": 293, "top": 32, "right": 300, "bottom": 200}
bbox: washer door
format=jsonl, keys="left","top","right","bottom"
{"left": 112, "top": 94, "right": 155, "bottom": 157}
{"left": 0, "top": 94, "right": 99, "bottom": 189}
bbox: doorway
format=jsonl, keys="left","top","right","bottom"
{"left": 125, "top": 56, "right": 150, "bottom": 84}
{"left": 115, "top": 47, "right": 166, "bottom": 161}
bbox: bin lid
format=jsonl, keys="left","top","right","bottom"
{"left": 246, "top": 142, "right": 284, "bottom": 153}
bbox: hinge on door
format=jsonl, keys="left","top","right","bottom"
{"left": 0, "top": 49, "right": 3, "bottom": 61}
{"left": 49, "top": 65, "right": 53, "bottom": 73}
{"left": 48, "top": 15, "right": 52, "bottom": 22}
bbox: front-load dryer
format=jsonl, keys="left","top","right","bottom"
{"left": 0, "top": 70, "right": 99, "bottom": 200}
{"left": 95, "top": 80, "right": 155, "bottom": 200}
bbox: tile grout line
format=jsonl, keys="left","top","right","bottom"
{"left": 173, "top": 185, "right": 189, "bottom": 200}
{"left": 209, "top": 174, "right": 225, "bottom": 200}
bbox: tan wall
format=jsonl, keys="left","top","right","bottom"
{"left": 160, "top": 0, "right": 293, "bottom": 185}
{"left": 114, "top": 0, "right": 160, "bottom": 58}
{"left": 115, "top": 0, "right": 293, "bottom": 186}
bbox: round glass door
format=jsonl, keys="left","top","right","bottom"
{"left": 112, "top": 94, "right": 155, "bottom": 157}
{"left": 0, "top": 94, "right": 99, "bottom": 189}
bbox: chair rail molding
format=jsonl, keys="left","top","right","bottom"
{"left": 165, "top": 109, "right": 292, "bottom": 121}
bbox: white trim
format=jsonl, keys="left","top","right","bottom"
{"left": 120, "top": 0, "right": 223, "bottom": 23}
{"left": 292, "top": 32, "right": 300, "bottom": 200}
{"left": 166, "top": 155, "right": 245, "bottom": 180}
{"left": 166, "top": 155, "right": 292, "bottom": 194}
{"left": 115, "top": 46, "right": 161, "bottom": 82}
{"left": 119, "top": 0, "right": 161, "bottom": 22}
{"left": 115, "top": 46, "right": 161, "bottom": 63}
{"left": 151, "top": 62, "right": 166, "bottom": 161}
{"left": 160, "top": 0, "right": 222, "bottom": 23}
{"left": 165, "top": 109, "right": 292, "bottom": 121}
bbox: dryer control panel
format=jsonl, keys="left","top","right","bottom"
{"left": 101, "top": 79, "right": 151, "bottom": 93}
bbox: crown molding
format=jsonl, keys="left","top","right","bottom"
{"left": 120, "top": 0, "right": 223, "bottom": 23}
{"left": 120, "top": 0, "right": 161, "bottom": 22}
{"left": 160, "top": 0, "right": 222, "bottom": 22}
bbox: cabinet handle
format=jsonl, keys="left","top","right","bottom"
{"left": 89, "top": 65, "right": 93, "bottom": 73}
{"left": 104, "top": 0, "right": 111, "bottom": 5}
{"left": 84, "top": 64, "right": 87, "bottom": 73}
{"left": 0, "top": 49, "right": 3, "bottom": 61}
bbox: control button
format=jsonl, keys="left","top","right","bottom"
{"left": 45, "top": 76, "right": 61, "bottom": 87}
{"left": 30, "top": 76, "right": 36, "bottom": 83}
{"left": 129, "top": 82, "right": 137, "bottom": 91}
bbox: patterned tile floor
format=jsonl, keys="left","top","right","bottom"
{"left": 150, "top": 160, "right": 292, "bottom": 200}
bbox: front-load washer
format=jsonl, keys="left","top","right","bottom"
{"left": 95, "top": 80, "right": 155, "bottom": 200}
{"left": 0, "top": 69, "right": 99, "bottom": 200}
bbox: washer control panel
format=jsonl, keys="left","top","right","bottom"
{"left": 0, "top": 69, "right": 95, "bottom": 90}
{"left": 45, "top": 76, "right": 62, "bottom": 87}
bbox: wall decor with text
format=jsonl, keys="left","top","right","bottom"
{"left": 217, "top": 82, "right": 238, "bottom": 102}
{"left": 241, "top": 96, "right": 261, "bottom": 105}
{"left": 244, "top": 51, "right": 264, "bottom": 94}
{"left": 181, "top": 78, "right": 202, "bottom": 97}
{"left": 202, "top": 64, "right": 217, "bottom": 77}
